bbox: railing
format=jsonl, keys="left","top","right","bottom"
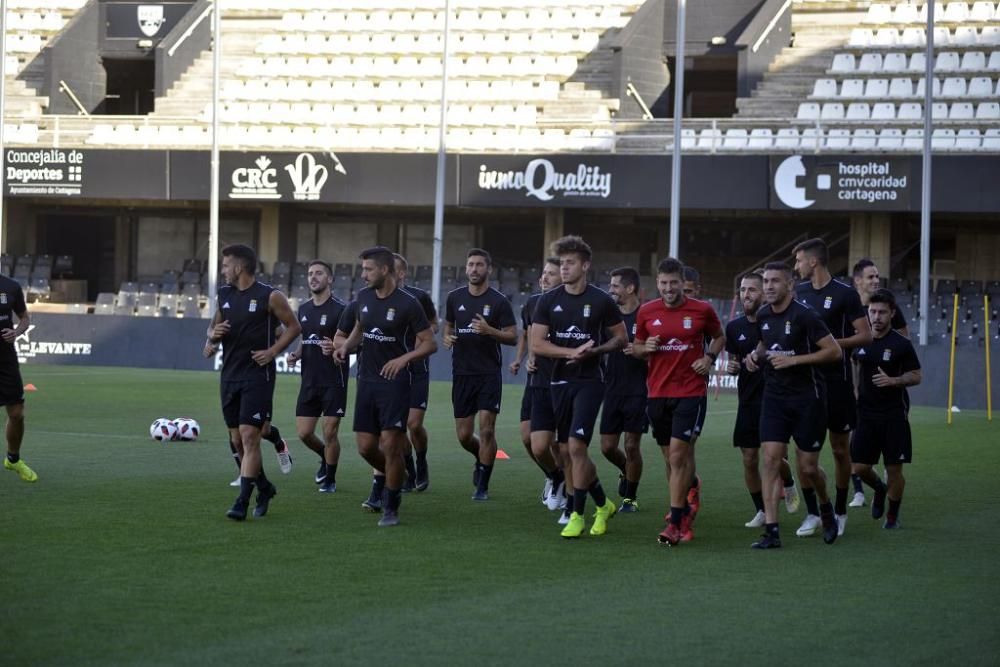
{"left": 57, "top": 81, "right": 89, "bottom": 116}
{"left": 625, "top": 81, "right": 654, "bottom": 120}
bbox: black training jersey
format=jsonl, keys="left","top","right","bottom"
{"left": 298, "top": 296, "right": 348, "bottom": 388}
{"left": 725, "top": 314, "right": 764, "bottom": 404}
{"left": 604, "top": 308, "right": 647, "bottom": 396}
{"left": 401, "top": 284, "right": 437, "bottom": 376}
{"left": 353, "top": 286, "right": 430, "bottom": 386}
{"left": 337, "top": 300, "right": 358, "bottom": 335}
{"left": 532, "top": 284, "right": 623, "bottom": 384}
{"left": 522, "top": 292, "right": 554, "bottom": 388}
{"left": 217, "top": 281, "right": 277, "bottom": 384}
{"left": 445, "top": 286, "right": 516, "bottom": 376}
{"left": 796, "top": 279, "right": 865, "bottom": 382}
{"left": 853, "top": 330, "right": 921, "bottom": 417}
{"left": 756, "top": 300, "right": 832, "bottom": 399}
{"left": 0, "top": 276, "right": 26, "bottom": 369}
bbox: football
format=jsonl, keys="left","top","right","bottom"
{"left": 173, "top": 417, "right": 201, "bottom": 441}
{"left": 149, "top": 418, "right": 178, "bottom": 442}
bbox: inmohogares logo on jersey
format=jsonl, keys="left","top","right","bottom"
{"left": 15, "top": 325, "right": 92, "bottom": 363}
{"left": 554, "top": 325, "right": 591, "bottom": 341}
{"left": 477, "top": 159, "right": 612, "bottom": 201}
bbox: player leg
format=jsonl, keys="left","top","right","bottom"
{"left": 226, "top": 427, "right": 243, "bottom": 486}
{"left": 377, "top": 388, "right": 409, "bottom": 526}
{"left": 599, "top": 396, "right": 628, "bottom": 493}
{"left": 295, "top": 416, "right": 323, "bottom": 477}
{"left": 472, "top": 409, "right": 499, "bottom": 500}
{"left": 317, "top": 416, "right": 341, "bottom": 493}
{"left": 354, "top": 383, "right": 386, "bottom": 512}
{"left": 742, "top": 447, "right": 765, "bottom": 527}
{"left": 3, "top": 402, "right": 36, "bottom": 482}
{"left": 827, "top": 379, "right": 857, "bottom": 532}
{"left": 751, "top": 440, "right": 788, "bottom": 549}
{"left": 795, "top": 448, "right": 837, "bottom": 544}
{"left": 262, "top": 421, "right": 292, "bottom": 474}
{"left": 883, "top": 463, "right": 905, "bottom": 528}
{"left": 620, "top": 431, "right": 643, "bottom": 511}
{"left": 221, "top": 383, "right": 243, "bottom": 485}
{"left": 657, "top": 437, "right": 694, "bottom": 545}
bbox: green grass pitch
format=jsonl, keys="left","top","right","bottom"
{"left": 3, "top": 366, "right": 998, "bottom": 665}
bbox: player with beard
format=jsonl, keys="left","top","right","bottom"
{"left": 207, "top": 244, "right": 300, "bottom": 521}
{"left": 599, "top": 267, "right": 648, "bottom": 513}
{"left": 334, "top": 246, "right": 436, "bottom": 527}
{"left": 677, "top": 265, "right": 708, "bottom": 517}
{"left": 794, "top": 239, "right": 872, "bottom": 538}
{"left": 0, "top": 274, "right": 36, "bottom": 483}
{"left": 633, "top": 259, "right": 725, "bottom": 546}
{"left": 286, "top": 260, "right": 348, "bottom": 493}
{"left": 724, "top": 272, "right": 799, "bottom": 528}
{"left": 747, "top": 262, "right": 841, "bottom": 549}
{"left": 850, "top": 289, "right": 921, "bottom": 530}
{"left": 511, "top": 257, "right": 565, "bottom": 511}
{"left": 444, "top": 249, "right": 517, "bottom": 501}
{"left": 393, "top": 254, "right": 439, "bottom": 492}
{"left": 531, "top": 236, "right": 627, "bottom": 538}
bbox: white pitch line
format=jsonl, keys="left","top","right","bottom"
{"left": 33, "top": 429, "right": 141, "bottom": 440}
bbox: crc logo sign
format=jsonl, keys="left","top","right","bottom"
{"left": 771, "top": 156, "right": 910, "bottom": 211}
{"left": 227, "top": 152, "right": 346, "bottom": 201}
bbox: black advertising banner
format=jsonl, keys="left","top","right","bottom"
{"left": 4, "top": 148, "right": 168, "bottom": 200}
{"left": 769, "top": 155, "right": 914, "bottom": 211}
{"left": 105, "top": 2, "right": 195, "bottom": 40}
{"left": 169, "top": 151, "right": 454, "bottom": 206}
{"left": 459, "top": 154, "right": 670, "bottom": 208}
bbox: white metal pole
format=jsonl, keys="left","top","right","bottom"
{"left": 431, "top": 0, "right": 451, "bottom": 310}
{"left": 668, "top": 0, "right": 686, "bottom": 259}
{"left": 0, "top": 0, "right": 8, "bottom": 255}
{"left": 207, "top": 0, "right": 221, "bottom": 313}
{"left": 918, "top": 1, "right": 935, "bottom": 346}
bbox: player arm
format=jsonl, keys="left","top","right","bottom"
{"left": 479, "top": 320, "right": 517, "bottom": 346}
{"left": 267, "top": 291, "right": 301, "bottom": 356}
{"left": 693, "top": 329, "right": 726, "bottom": 375}
{"left": 1, "top": 304, "right": 30, "bottom": 344}
{"left": 530, "top": 323, "right": 572, "bottom": 360}
{"left": 591, "top": 322, "right": 627, "bottom": 356}
{"left": 837, "top": 315, "right": 874, "bottom": 350}
{"left": 404, "top": 326, "right": 438, "bottom": 363}
{"left": 771, "top": 333, "right": 841, "bottom": 369}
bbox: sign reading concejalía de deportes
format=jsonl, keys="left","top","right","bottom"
{"left": 4, "top": 148, "right": 85, "bottom": 196}
{"left": 770, "top": 155, "right": 912, "bottom": 211}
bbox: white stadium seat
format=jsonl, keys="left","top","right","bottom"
{"left": 903, "top": 129, "right": 924, "bottom": 150}
{"left": 949, "top": 102, "right": 975, "bottom": 119}
{"left": 901, "top": 28, "right": 926, "bottom": 48}
{"left": 932, "top": 102, "right": 950, "bottom": 119}
{"left": 840, "top": 79, "right": 865, "bottom": 98}
{"left": 953, "top": 27, "right": 980, "bottom": 48}
{"left": 873, "top": 29, "right": 899, "bottom": 47}
{"left": 721, "top": 129, "right": 749, "bottom": 150}
{"left": 915, "top": 77, "right": 943, "bottom": 96}
{"left": 983, "top": 129, "right": 1000, "bottom": 150}
{"left": 748, "top": 129, "right": 774, "bottom": 149}
{"left": 981, "top": 27, "right": 1000, "bottom": 47}
{"left": 932, "top": 128, "right": 956, "bottom": 150}
{"left": 872, "top": 102, "right": 897, "bottom": 119}
{"left": 893, "top": 3, "right": 921, "bottom": 23}
{"left": 960, "top": 52, "right": 987, "bottom": 71}
{"left": 935, "top": 52, "right": 961, "bottom": 72}
{"left": 831, "top": 54, "right": 856, "bottom": 73}
{"left": 865, "top": 3, "right": 892, "bottom": 23}
{"left": 955, "top": 129, "right": 982, "bottom": 150}
{"left": 877, "top": 128, "right": 904, "bottom": 150}
{"left": 849, "top": 29, "right": 873, "bottom": 48}
{"left": 846, "top": 102, "right": 871, "bottom": 120}
{"left": 801, "top": 128, "right": 824, "bottom": 150}
{"left": 797, "top": 102, "right": 821, "bottom": 120}
{"left": 967, "top": 76, "right": 994, "bottom": 97}
{"left": 883, "top": 53, "right": 909, "bottom": 73}
{"left": 851, "top": 129, "right": 878, "bottom": 150}
{"left": 889, "top": 78, "right": 915, "bottom": 98}
{"left": 899, "top": 102, "right": 924, "bottom": 120}
{"left": 775, "top": 128, "right": 800, "bottom": 149}
{"left": 975, "top": 102, "right": 1000, "bottom": 119}
{"left": 865, "top": 79, "right": 889, "bottom": 98}
{"left": 941, "top": 77, "right": 968, "bottom": 97}
{"left": 943, "top": 2, "right": 970, "bottom": 22}
{"left": 859, "top": 53, "right": 884, "bottom": 73}
{"left": 989, "top": 52, "right": 1000, "bottom": 71}
{"left": 812, "top": 79, "right": 838, "bottom": 98}
{"left": 820, "top": 103, "right": 846, "bottom": 120}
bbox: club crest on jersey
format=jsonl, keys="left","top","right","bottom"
{"left": 784, "top": 321, "right": 791, "bottom": 335}
{"left": 386, "top": 308, "right": 396, "bottom": 321}
{"left": 483, "top": 305, "right": 491, "bottom": 317}
{"left": 683, "top": 316, "right": 692, "bottom": 330}
{"left": 249, "top": 299, "right": 258, "bottom": 313}
{"left": 320, "top": 314, "right": 327, "bottom": 326}
{"left": 0, "top": 293, "right": 6, "bottom": 305}
{"left": 882, "top": 349, "right": 892, "bottom": 362}
{"left": 823, "top": 296, "right": 833, "bottom": 309}
{"left": 631, "top": 323, "right": 637, "bottom": 335}
{"left": 583, "top": 304, "right": 591, "bottom": 318}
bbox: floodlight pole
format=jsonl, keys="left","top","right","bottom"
{"left": 431, "top": 0, "right": 451, "bottom": 310}
{"left": 0, "top": 0, "right": 8, "bottom": 255}
{"left": 668, "top": 0, "right": 686, "bottom": 259}
{"left": 918, "top": 1, "right": 934, "bottom": 346}
{"left": 207, "top": 0, "right": 221, "bottom": 313}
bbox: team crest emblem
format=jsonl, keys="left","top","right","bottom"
{"left": 320, "top": 314, "right": 327, "bottom": 326}
{"left": 583, "top": 304, "right": 591, "bottom": 318}
{"left": 249, "top": 299, "right": 258, "bottom": 313}
{"left": 483, "top": 305, "right": 491, "bottom": 317}
{"left": 882, "top": 349, "right": 892, "bottom": 362}
{"left": 823, "top": 296, "right": 833, "bottom": 310}
{"left": 137, "top": 5, "right": 166, "bottom": 37}
{"left": 386, "top": 308, "right": 396, "bottom": 321}
{"left": 784, "top": 321, "right": 791, "bottom": 335}
{"left": 682, "top": 316, "right": 692, "bottom": 330}
{"left": 0, "top": 293, "right": 6, "bottom": 305}
{"left": 631, "top": 323, "right": 637, "bottom": 335}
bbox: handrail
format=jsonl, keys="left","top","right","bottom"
{"left": 752, "top": 0, "right": 793, "bottom": 53}
{"left": 168, "top": 4, "right": 214, "bottom": 58}
{"left": 58, "top": 80, "right": 89, "bottom": 116}
{"left": 625, "top": 82, "right": 653, "bottom": 120}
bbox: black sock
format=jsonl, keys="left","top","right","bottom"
{"left": 372, "top": 474, "right": 386, "bottom": 498}
{"left": 766, "top": 522, "right": 779, "bottom": 537}
{"left": 415, "top": 449, "right": 427, "bottom": 464}
{"left": 588, "top": 479, "right": 607, "bottom": 507}
{"left": 238, "top": 476, "right": 255, "bottom": 503}
{"left": 864, "top": 476, "right": 887, "bottom": 493}
{"left": 384, "top": 487, "right": 402, "bottom": 512}
{"left": 780, "top": 464, "right": 794, "bottom": 487}
{"left": 888, "top": 498, "right": 901, "bottom": 517}
{"left": 625, "top": 479, "right": 639, "bottom": 500}
{"left": 803, "top": 487, "right": 820, "bottom": 516}
{"left": 262, "top": 425, "right": 282, "bottom": 447}
{"left": 325, "top": 463, "right": 338, "bottom": 483}
{"left": 477, "top": 463, "right": 494, "bottom": 491}
{"left": 819, "top": 501, "right": 834, "bottom": 518}
{"left": 851, "top": 474, "right": 864, "bottom": 493}
{"left": 834, "top": 486, "right": 848, "bottom": 515}
{"left": 6, "top": 452, "right": 19, "bottom": 464}
{"left": 256, "top": 470, "right": 271, "bottom": 491}
{"left": 404, "top": 453, "right": 417, "bottom": 481}
{"left": 229, "top": 442, "right": 241, "bottom": 470}
{"left": 751, "top": 491, "right": 765, "bottom": 512}
{"left": 573, "top": 488, "right": 587, "bottom": 515}
{"left": 670, "top": 506, "right": 684, "bottom": 526}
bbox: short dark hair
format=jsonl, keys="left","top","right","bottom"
{"left": 852, "top": 258, "right": 876, "bottom": 278}
{"left": 763, "top": 261, "right": 793, "bottom": 278}
{"left": 610, "top": 267, "right": 640, "bottom": 291}
{"left": 868, "top": 288, "right": 897, "bottom": 310}
{"left": 392, "top": 253, "right": 408, "bottom": 271}
{"left": 222, "top": 244, "right": 257, "bottom": 274}
{"left": 793, "top": 238, "right": 829, "bottom": 266}
{"left": 682, "top": 266, "right": 701, "bottom": 284}
{"left": 739, "top": 271, "right": 763, "bottom": 286}
{"left": 551, "top": 235, "right": 592, "bottom": 262}
{"left": 467, "top": 248, "right": 492, "bottom": 266}
{"left": 359, "top": 246, "right": 395, "bottom": 270}
{"left": 545, "top": 256, "right": 561, "bottom": 269}
{"left": 657, "top": 257, "right": 684, "bottom": 277}
{"left": 308, "top": 259, "right": 332, "bottom": 275}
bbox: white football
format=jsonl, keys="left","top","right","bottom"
{"left": 150, "top": 418, "right": 178, "bottom": 442}
{"left": 173, "top": 417, "right": 201, "bottom": 441}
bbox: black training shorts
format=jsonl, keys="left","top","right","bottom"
{"left": 519, "top": 385, "right": 533, "bottom": 423}
{"left": 530, "top": 386, "right": 556, "bottom": 433}
{"left": 646, "top": 396, "right": 704, "bottom": 446}
{"left": 759, "top": 391, "right": 827, "bottom": 452}
{"left": 825, "top": 375, "right": 858, "bottom": 433}
{"left": 296, "top": 383, "right": 348, "bottom": 419}
{"left": 452, "top": 373, "right": 502, "bottom": 419}
{"left": 599, "top": 393, "right": 649, "bottom": 435}
{"left": 410, "top": 373, "right": 430, "bottom": 411}
{"left": 733, "top": 401, "right": 762, "bottom": 449}
{"left": 851, "top": 413, "right": 913, "bottom": 466}
{"left": 221, "top": 379, "right": 275, "bottom": 429}
{"left": 353, "top": 380, "right": 408, "bottom": 434}
{"left": 551, "top": 381, "right": 604, "bottom": 445}
{"left": 692, "top": 395, "right": 708, "bottom": 436}
{"left": 0, "top": 364, "right": 24, "bottom": 406}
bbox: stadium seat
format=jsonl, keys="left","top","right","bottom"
{"left": 811, "top": 79, "right": 837, "bottom": 98}
{"left": 846, "top": 102, "right": 871, "bottom": 120}
{"left": 849, "top": 29, "right": 873, "bottom": 48}
{"left": 941, "top": 77, "right": 968, "bottom": 97}
{"left": 775, "top": 128, "right": 800, "bottom": 149}
{"left": 976, "top": 102, "right": 1000, "bottom": 119}
{"left": 982, "top": 27, "right": 1000, "bottom": 46}
{"left": 747, "top": 128, "right": 774, "bottom": 149}
{"left": 831, "top": 54, "right": 856, "bottom": 73}
{"left": 989, "top": 52, "right": 1000, "bottom": 71}
{"left": 873, "top": 29, "right": 899, "bottom": 48}
{"left": 893, "top": 3, "right": 921, "bottom": 23}
{"left": 950, "top": 102, "right": 975, "bottom": 119}
{"left": 858, "top": 53, "right": 884, "bottom": 73}
{"left": 883, "top": 53, "right": 908, "bottom": 73}
{"left": 877, "top": 128, "right": 905, "bottom": 149}
{"left": 872, "top": 102, "right": 896, "bottom": 119}
{"left": 826, "top": 129, "right": 852, "bottom": 149}
{"left": 932, "top": 128, "right": 956, "bottom": 150}
{"left": 901, "top": 28, "right": 926, "bottom": 48}
{"left": 889, "top": 78, "right": 914, "bottom": 98}
{"left": 696, "top": 129, "right": 722, "bottom": 150}
{"left": 915, "top": 77, "right": 943, "bottom": 96}
{"left": 953, "top": 27, "right": 980, "bottom": 48}
{"left": 840, "top": 79, "right": 865, "bottom": 98}
{"left": 954, "top": 129, "right": 983, "bottom": 150}
{"left": 967, "top": 76, "right": 993, "bottom": 97}
{"left": 936, "top": 52, "right": 961, "bottom": 72}
{"left": 961, "top": 51, "right": 987, "bottom": 71}
{"left": 721, "top": 129, "right": 749, "bottom": 150}
{"left": 801, "top": 128, "right": 824, "bottom": 150}
{"left": 903, "top": 128, "right": 925, "bottom": 150}
{"left": 820, "top": 103, "right": 846, "bottom": 120}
